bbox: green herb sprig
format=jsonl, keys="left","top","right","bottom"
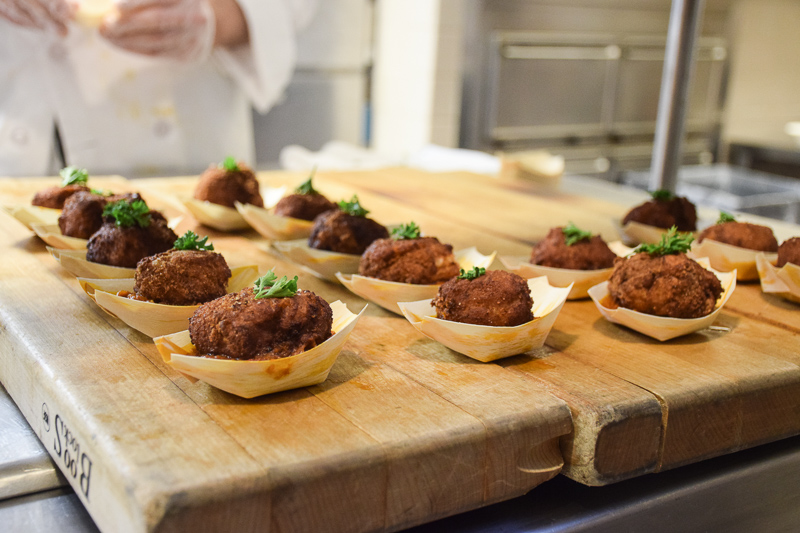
{"left": 635, "top": 226, "right": 694, "bottom": 256}
{"left": 103, "top": 199, "right": 151, "bottom": 228}
{"left": 650, "top": 189, "right": 675, "bottom": 201}
{"left": 295, "top": 168, "right": 319, "bottom": 195}
{"left": 253, "top": 269, "right": 299, "bottom": 299}
{"left": 220, "top": 156, "right": 240, "bottom": 172}
{"left": 338, "top": 195, "right": 369, "bottom": 217}
{"left": 174, "top": 230, "right": 214, "bottom": 251}
{"left": 562, "top": 222, "right": 593, "bottom": 246}
{"left": 458, "top": 266, "right": 486, "bottom": 280}
{"left": 60, "top": 166, "right": 89, "bottom": 187}
{"left": 391, "top": 222, "right": 421, "bottom": 240}
{"left": 90, "top": 188, "right": 113, "bottom": 197}
{"left": 717, "top": 211, "right": 736, "bottom": 224}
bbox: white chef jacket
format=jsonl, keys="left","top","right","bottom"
{"left": 0, "top": 0, "right": 315, "bottom": 177}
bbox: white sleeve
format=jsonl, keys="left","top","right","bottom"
{"left": 212, "top": 0, "right": 318, "bottom": 114}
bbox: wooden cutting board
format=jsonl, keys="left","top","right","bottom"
{"left": 1, "top": 170, "right": 799, "bottom": 533}
{"left": 0, "top": 176, "right": 571, "bottom": 532}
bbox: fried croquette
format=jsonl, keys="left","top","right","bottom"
{"left": 189, "top": 288, "right": 333, "bottom": 360}
{"left": 86, "top": 211, "right": 178, "bottom": 268}
{"left": 777, "top": 237, "right": 800, "bottom": 268}
{"left": 274, "top": 193, "right": 337, "bottom": 221}
{"left": 194, "top": 162, "right": 263, "bottom": 208}
{"left": 32, "top": 184, "right": 90, "bottom": 209}
{"left": 58, "top": 192, "right": 141, "bottom": 239}
{"left": 622, "top": 196, "right": 697, "bottom": 231}
{"left": 308, "top": 210, "right": 389, "bottom": 255}
{"left": 359, "top": 237, "right": 460, "bottom": 284}
{"left": 531, "top": 227, "right": 616, "bottom": 270}
{"left": 608, "top": 253, "right": 723, "bottom": 318}
{"left": 134, "top": 249, "right": 231, "bottom": 305}
{"left": 433, "top": 270, "right": 533, "bottom": 327}
{"left": 697, "top": 221, "right": 778, "bottom": 252}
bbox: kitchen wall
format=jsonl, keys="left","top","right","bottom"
{"left": 722, "top": 0, "right": 800, "bottom": 150}
{"left": 370, "top": 0, "right": 465, "bottom": 158}
{"left": 251, "top": 0, "right": 800, "bottom": 173}
{"left": 252, "top": 0, "right": 373, "bottom": 169}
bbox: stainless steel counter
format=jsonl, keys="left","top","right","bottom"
{"left": 0, "top": 383, "right": 64, "bottom": 501}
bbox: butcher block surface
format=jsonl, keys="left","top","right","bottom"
{"left": 0, "top": 170, "right": 799, "bottom": 533}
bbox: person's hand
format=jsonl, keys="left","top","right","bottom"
{"left": 0, "top": 0, "right": 74, "bottom": 36}
{"left": 99, "top": 0, "right": 216, "bottom": 62}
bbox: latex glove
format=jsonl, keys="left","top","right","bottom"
{"left": 99, "top": 0, "right": 215, "bottom": 62}
{"left": 0, "top": 0, "right": 74, "bottom": 36}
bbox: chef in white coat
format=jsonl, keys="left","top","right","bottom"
{"left": 0, "top": 0, "right": 315, "bottom": 177}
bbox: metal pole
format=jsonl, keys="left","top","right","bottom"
{"left": 649, "top": 0, "right": 705, "bottom": 192}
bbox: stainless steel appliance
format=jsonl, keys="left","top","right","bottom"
{"left": 460, "top": 0, "right": 733, "bottom": 181}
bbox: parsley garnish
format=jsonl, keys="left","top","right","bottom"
{"left": 338, "top": 195, "right": 369, "bottom": 217}
{"left": 458, "top": 266, "right": 486, "bottom": 280}
{"left": 102, "top": 199, "right": 151, "bottom": 228}
{"left": 650, "top": 189, "right": 674, "bottom": 201}
{"left": 717, "top": 211, "right": 736, "bottom": 224}
{"left": 220, "top": 156, "right": 240, "bottom": 172}
{"left": 295, "top": 168, "right": 319, "bottom": 195}
{"left": 391, "top": 222, "right": 421, "bottom": 240}
{"left": 635, "top": 226, "right": 693, "bottom": 256}
{"left": 563, "top": 222, "right": 593, "bottom": 246}
{"left": 174, "top": 230, "right": 214, "bottom": 251}
{"left": 90, "top": 188, "right": 113, "bottom": 196}
{"left": 60, "top": 166, "right": 89, "bottom": 187}
{"left": 253, "top": 269, "right": 299, "bottom": 299}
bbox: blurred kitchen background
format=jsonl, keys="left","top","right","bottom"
{"left": 253, "top": 0, "right": 800, "bottom": 222}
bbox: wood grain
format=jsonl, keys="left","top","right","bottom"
{"left": 0, "top": 174, "right": 572, "bottom": 532}
{"left": 1, "top": 169, "right": 800, "bottom": 532}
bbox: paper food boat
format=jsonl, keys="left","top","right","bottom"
{"left": 500, "top": 241, "right": 631, "bottom": 300}
{"left": 272, "top": 239, "right": 362, "bottom": 283}
{"left": 77, "top": 265, "right": 260, "bottom": 337}
{"left": 618, "top": 221, "right": 674, "bottom": 246}
{"left": 153, "top": 301, "right": 365, "bottom": 398}
{"left": 48, "top": 247, "right": 135, "bottom": 278}
{"left": 2, "top": 204, "right": 61, "bottom": 230}
{"left": 398, "top": 277, "right": 571, "bottom": 362}
{"left": 181, "top": 186, "right": 285, "bottom": 232}
{"left": 587, "top": 259, "right": 737, "bottom": 341}
{"left": 336, "top": 247, "right": 496, "bottom": 314}
{"left": 31, "top": 215, "right": 183, "bottom": 250}
{"left": 756, "top": 253, "right": 800, "bottom": 304}
{"left": 690, "top": 239, "right": 778, "bottom": 281}
{"left": 235, "top": 201, "right": 314, "bottom": 241}
{"left": 31, "top": 223, "right": 88, "bottom": 250}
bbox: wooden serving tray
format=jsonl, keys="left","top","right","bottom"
{"left": 1, "top": 171, "right": 799, "bottom": 533}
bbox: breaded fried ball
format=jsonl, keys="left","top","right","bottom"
{"left": 194, "top": 162, "right": 263, "bottom": 208}
{"left": 32, "top": 184, "right": 90, "bottom": 209}
{"left": 134, "top": 249, "right": 231, "bottom": 305}
{"left": 777, "top": 237, "right": 800, "bottom": 268}
{"left": 697, "top": 221, "right": 778, "bottom": 252}
{"left": 622, "top": 196, "right": 697, "bottom": 231}
{"left": 608, "top": 253, "right": 723, "bottom": 318}
{"left": 308, "top": 210, "right": 389, "bottom": 255}
{"left": 359, "top": 237, "right": 460, "bottom": 284}
{"left": 274, "top": 193, "right": 337, "bottom": 221}
{"left": 58, "top": 192, "right": 141, "bottom": 239}
{"left": 189, "top": 288, "right": 333, "bottom": 360}
{"left": 86, "top": 211, "right": 178, "bottom": 268}
{"left": 531, "top": 227, "right": 616, "bottom": 270}
{"left": 433, "top": 270, "right": 533, "bottom": 327}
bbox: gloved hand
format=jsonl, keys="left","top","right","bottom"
{"left": 99, "top": 0, "right": 216, "bottom": 62}
{"left": 0, "top": 0, "right": 74, "bottom": 36}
